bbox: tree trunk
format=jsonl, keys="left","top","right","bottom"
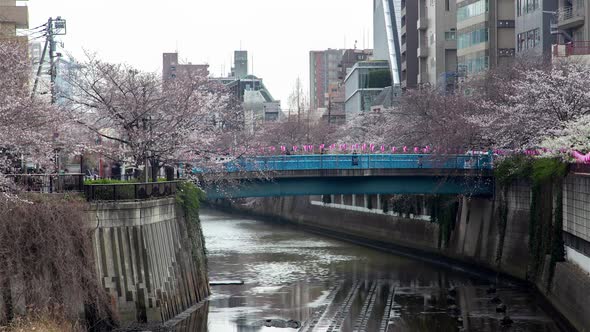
{"left": 150, "top": 159, "right": 160, "bottom": 183}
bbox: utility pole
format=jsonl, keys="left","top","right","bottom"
{"left": 32, "top": 17, "right": 66, "bottom": 102}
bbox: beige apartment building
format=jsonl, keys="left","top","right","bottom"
{"left": 0, "top": 0, "right": 28, "bottom": 37}
{"left": 416, "top": 0, "right": 458, "bottom": 87}
{"left": 457, "top": 0, "right": 515, "bottom": 75}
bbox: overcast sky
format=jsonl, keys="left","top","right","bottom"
{"left": 28, "top": 0, "right": 373, "bottom": 111}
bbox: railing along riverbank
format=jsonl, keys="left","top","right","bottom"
{"left": 5, "top": 173, "right": 84, "bottom": 192}
{"left": 84, "top": 181, "right": 181, "bottom": 201}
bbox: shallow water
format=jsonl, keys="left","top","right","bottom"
{"left": 174, "top": 209, "right": 562, "bottom": 332}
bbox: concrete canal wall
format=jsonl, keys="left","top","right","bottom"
{"left": 88, "top": 197, "right": 209, "bottom": 323}
{"left": 216, "top": 177, "right": 590, "bottom": 331}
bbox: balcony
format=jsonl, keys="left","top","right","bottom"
{"left": 418, "top": 44, "right": 428, "bottom": 58}
{"left": 418, "top": 16, "right": 428, "bottom": 30}
{"left": 556, "top": 2, "right": 585, "bottom": 30}
{"left": 553, "top": 41, "right": 590, "bottom": 57}
{"left": 0, "top": 5, "right": 28, "bottom": 28}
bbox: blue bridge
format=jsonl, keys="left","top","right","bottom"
{"left": 198, "top": 154, "right": 495, "bottom": 199}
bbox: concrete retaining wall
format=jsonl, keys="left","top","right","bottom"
{"left": 88, "top": 198, "right": 209, "bottom": 323}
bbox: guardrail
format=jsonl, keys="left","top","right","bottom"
{"left": 6, "top": 174, "right": 84, "bottom": 192}
{"left": 196, "top": 154, "right": 494, "bottom": 173}
{"left": 84, "top": 181, "right": 181, "bottom": 202}
{"left": 552, "top": 41, "right": 590, "bottom": 57}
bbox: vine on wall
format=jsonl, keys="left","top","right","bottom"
{"left": 176, "top": 182, "right": 208, "bottom": 271}
{"left": 495, "top": 187, "right": 509, "bottom": 268}
{"left": 495, "top": 156, "right": 567, "bottom": 287}
{"left": 429, "top": 195, "right": 459, "bottom": 249}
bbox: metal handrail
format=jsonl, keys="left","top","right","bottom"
{"left": 6, "top": 173, "right": 84, "bottom": 193}
{"left": 84, "top": 181, "right": 181, "bottom": 202}
{"left": 196, "top": 154, "right": 494, "bottom": 174}
{"left": 557, "top": 0, "right": 585, "bottom": 22}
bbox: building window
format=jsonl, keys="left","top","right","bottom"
{"left": 458, "top": 55, "right": 489, "bottom": 74}
{"left": 517, "top": 0, "right": 540, "bottom": 17}
{"left": 517, "top": 28, "right": 541, "bottom": 52}
{"left": 446, "top": 0, "right": 450, "bottom": 11}
{"left": 458, "top": 27, "right": 489, "bottom": 49}
{"left": 445, "top": 31, "right": 456, "bottom": 40}
{"left": 457, "top": 0, "right": 488, "bottom": 22}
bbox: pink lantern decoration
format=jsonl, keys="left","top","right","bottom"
{"left": 381, "top": 145, "right": 385, "bottom": 152}
{"left": 293, "top": 146, "right": 298, "bottom": 152}
{"left": 281, "top": 146, "right": 286, "bottom": 152}
{"left": 403, "top": 146, "right": 408, "bottom": 153}
{"left": 362, "top": 144, "right": 367, "bottom": 151}
{"left": 392, "top": 147, "right": 397, "bottom": 153}
{"left": 414, "top": 147, "right": 419, "bottom": 153}
{"left": 320, "top": 144, "right": 325, "bottom": 150}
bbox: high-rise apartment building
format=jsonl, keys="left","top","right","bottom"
{"left": 416, "top": 0, "right": 458, "bottom": 87}
{"left": 456, "top": 0, "right": 516, "bottom": 75}
{"left": 515, "top": 0, "right": 557, "bottom": 56}
{"left": 400, "top": 0, "right": 419, "bottom": 88}
{"left": 0, "top": 0, "right": 28, "bottom": 37}
{"left": 309, "top": 49, "right": 345, "bottom": 111}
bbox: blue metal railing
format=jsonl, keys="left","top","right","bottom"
{"left": 194, "top": 154, "right": 493, "bottom": 174}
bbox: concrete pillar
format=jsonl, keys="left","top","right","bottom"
{"left": 340, "top": 194, "right": 344, "bottom": 205}
{"left": 377, "top": 194, "right": 381, "bottom": 210}
{"left": 352, "top": 194, "right": 356, "bottom": 206}
{"left": 364, "top": 194, "right": 369, "bottom": 209}
{"left": 331, "top": 195, "right": 335, "bottom": 204}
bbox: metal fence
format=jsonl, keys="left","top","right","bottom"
{"left": 197, "top": 154, "right": 494, "bottom": 173}
{"left": 6, "top": 174, "right": 84, "bottom": 192}
{"left": 84, "top": 181, "right": 181, "bottom": 202}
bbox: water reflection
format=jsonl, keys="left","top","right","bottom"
{"left": 174, "top": 209, "right": 561, "bottom": 331}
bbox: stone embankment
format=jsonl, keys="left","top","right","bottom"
{"left": 88, "top": 197, "right": 210, "bottom": 324}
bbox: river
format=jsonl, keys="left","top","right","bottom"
{"left": 174, "top": 209, "right": 563, "bottom": 332}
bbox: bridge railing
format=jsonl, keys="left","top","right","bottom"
{"left": 84, "top": 181, "right": 181, "bottom": 202}
{"left": 216, "top": 154, "right": 493, "bottom": 173}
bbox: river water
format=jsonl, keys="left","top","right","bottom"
{"left": 175, "top": 209, "right": 563, "bottom": 332}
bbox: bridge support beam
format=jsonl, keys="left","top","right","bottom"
{"left": 204, "top": 175, "right": 494, "bottom": 199}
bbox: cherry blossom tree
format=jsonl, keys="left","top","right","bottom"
{"left": 0, "top": 39, "right": 73, "bottom": 192}
{"left": 338, "top": 88, "right": 481, "bottom": 150}
{"left": 467, "top": 59, "right": 590, "bottom": 149}
{"left": 61, "top": 55, "right": 242, "bottom": 181}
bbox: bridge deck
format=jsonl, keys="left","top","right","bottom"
{"left": 199, "top": 154, "right": 494, "bottom": 199}
{"left": 198, "top": 154, "right": 493, "bottom": 174}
